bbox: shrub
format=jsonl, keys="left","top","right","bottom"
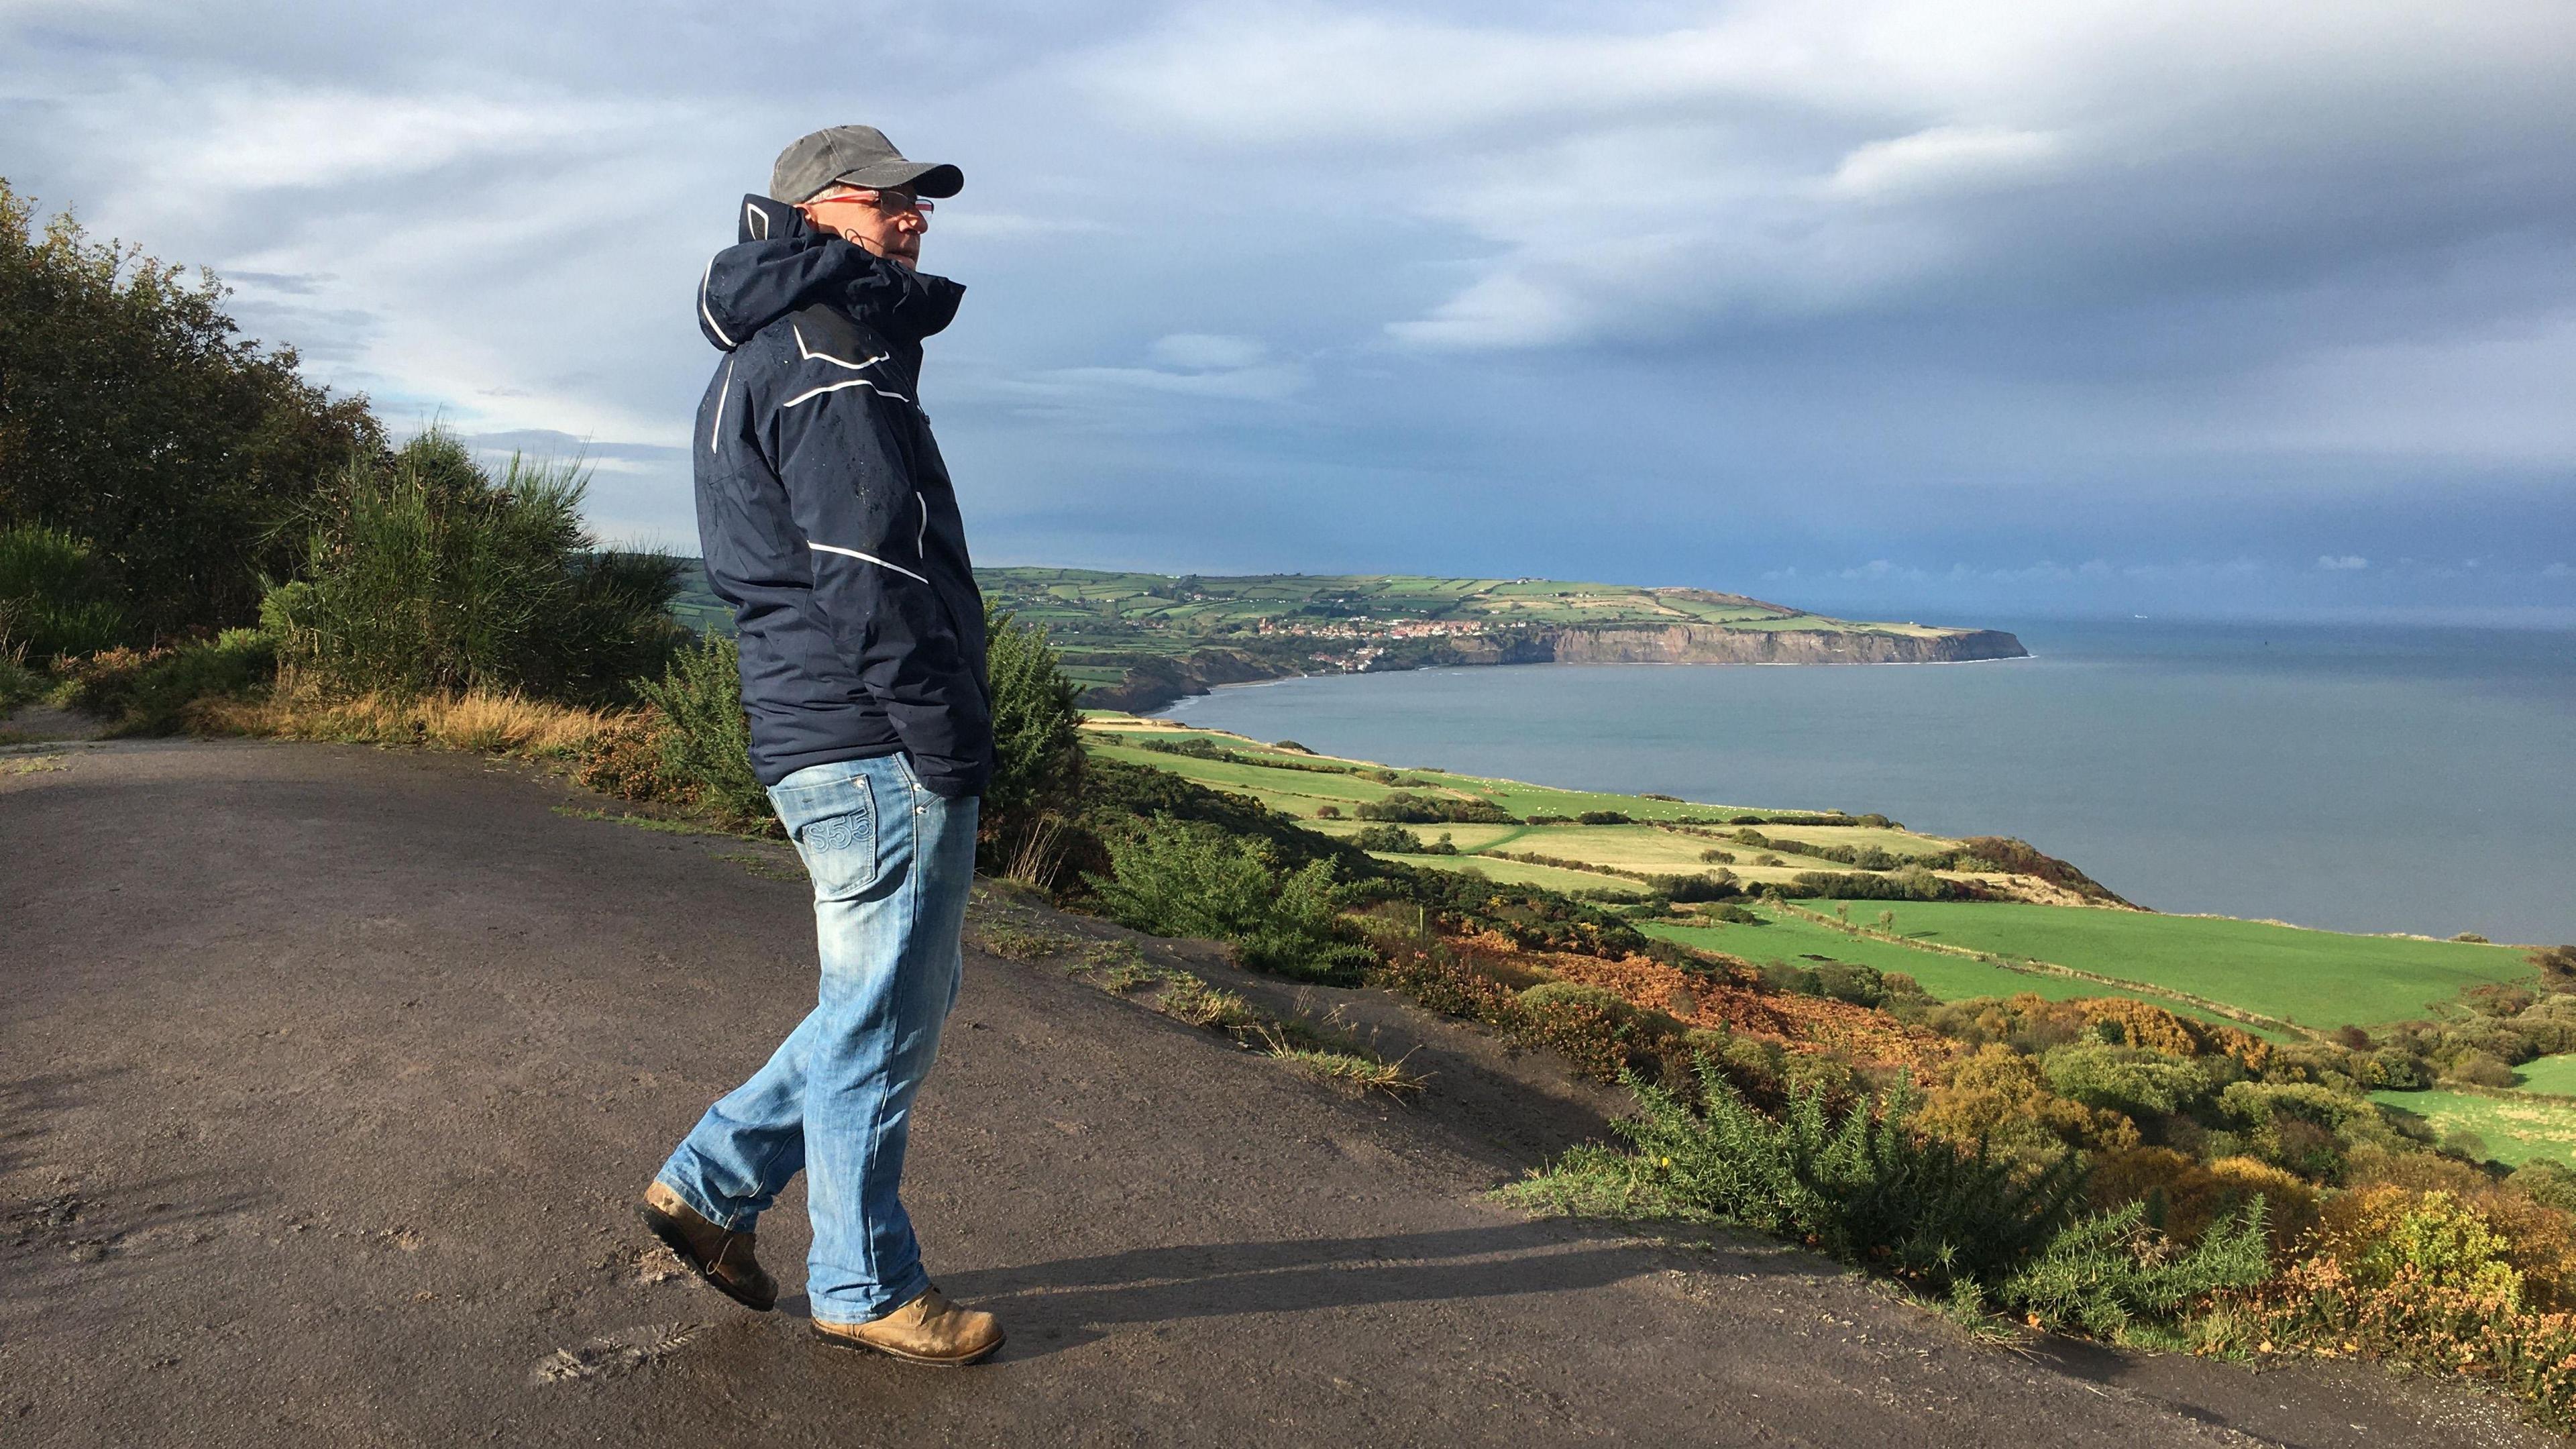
{"left": 1639, "top": 871, "right": 1739, "bottom": 902}
{"left": 2087, "top": 1146, "right": 2318, "bottom": 1250}
{"left": 1350, "top": 823, "right": 1424, "bottom": 853}
{"left": 2446, "top": 1052, "right": 2518, "bottom": 1087}
{"left": 1313, "top": 804, "right": 1342, "bottom": 819}
{"left": 1621, "top": 1067, "right": 2093, "bottom": 1296}
{"left": 2042, "top": 1044, "right": 2218, "bottom": 1121}
{"left": 1995, "top": 1196, "right": 2271, "bottom": 1337}
{"left": 981, "top": 604, "right": 1083, "bottom": 882}
{"left": 631, "top": 633, "right": 771, "bottom": 829}
{"left": 1085, "top": 818, "right": 1376, "bottom": 983}
{"left": 2511, "top": 1163, "right": 2576, "bottom": 1215}
{"left": 1918, "top": 1044, "right": 2140, "bottom": 1167}
{"left": 266, "top": 430, "right": 682, "bottom": 703}
{"left": 57, "top": 629, "right": 276, "bottom": 735}
{"left": 1576, "top": 810, "right": 1629, "bottom": 825}
{"left": 1354, "top": 790, "right": 1517, "bottom": 824}
{"left": 0, "top": 525, "right": 127, "bottom": 661}
{"left": 1515, "top": 981, "right": 1636, "bottom": 1081}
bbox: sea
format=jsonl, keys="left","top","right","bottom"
{"left": 1152, "top": 619, "right": 2576, "bottom": 947}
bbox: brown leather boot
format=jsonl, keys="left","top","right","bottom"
{"left": 811, "top": 1285, "right": 1005, "bottom": 1366}
{"left": 639, "top": 1181, "right": 777, "bottom": 1311}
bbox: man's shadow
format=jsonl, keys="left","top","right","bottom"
{"left": 784, "top": 1218, "right": 1817, "bottom": 1360}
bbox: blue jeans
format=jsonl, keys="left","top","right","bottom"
{"left": 655, "top": 753, "right": 979, "bottom": 1324}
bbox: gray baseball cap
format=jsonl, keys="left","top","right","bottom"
{"left": 770, "top": 125, "right": 963, "bottom": 204}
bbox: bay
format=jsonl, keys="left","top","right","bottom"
{"left": 1156, "top": 619, "right": 2576, "bottom": 946}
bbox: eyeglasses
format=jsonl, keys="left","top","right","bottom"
{"left": 810, "top": 188, "right": 934, "bottom": 216}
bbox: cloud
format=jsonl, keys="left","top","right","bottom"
{"left": 7, "top": 1, "right": 2573, "bottom": 616}
{"left": 1825, "top": 125, "right": 2063, "bottom": 201}
{"left": 2316, "top": 555, "right": 2371, "bottom": 571}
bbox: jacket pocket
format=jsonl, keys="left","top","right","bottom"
{"left": 775, "top": 771, "right": 881, "bottom": 900}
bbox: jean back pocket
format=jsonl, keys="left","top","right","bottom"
{"left": 775, "top": 771, "right": 881, "bottom": 900}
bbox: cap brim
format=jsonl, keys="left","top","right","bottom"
{"left": 835, "top": 160, "right": 963, "bottom": 199}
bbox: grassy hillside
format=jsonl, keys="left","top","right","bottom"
{"left": 1086, "top": 716, "right": 2534, "bottom": 1031}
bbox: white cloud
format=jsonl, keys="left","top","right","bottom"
{"left": 1148, "top": 333, "right": 1269, "bottom": 370}
{"left": 150, "top": 88, "right": 641, "bottom": 192}
{"left": 2317, "top": 555, "right": 2370, "bottom": 571}
{"left": 1825, "top": 125, "right": 2063, "bottom": 201}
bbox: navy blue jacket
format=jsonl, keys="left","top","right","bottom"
{"left": 692, "top": 195, "right": 992, "bottom": 797}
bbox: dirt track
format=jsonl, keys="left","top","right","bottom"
{"left": 0, "top": 739, "right": 2549, "bottom": 1447}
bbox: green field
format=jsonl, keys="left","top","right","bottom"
{"left": 2371, "top": 1089, "right": 2576, "bottom": 1168}
{"left": 1084, "top": 727, "right": 1882, "bottom": 830}
{"left": 1642, "top": 909, "right": 2292, "bottom": 1038}
{"left": 2517, "top": 1054, "right": 2576, "bottom": 1095}
{"left": 1830, "top": 900, "right": 2526, "bottom": 1030}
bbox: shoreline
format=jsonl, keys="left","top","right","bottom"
{"left": 1139, "top": 649, "right": 2042, "bottom": 716}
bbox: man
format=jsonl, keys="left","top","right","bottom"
{"left": 639, "top": 125, "right": 1003, "bottom": 1366}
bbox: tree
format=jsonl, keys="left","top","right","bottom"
{"left": 0, "top": 180, "right": 382, "bottom": 641}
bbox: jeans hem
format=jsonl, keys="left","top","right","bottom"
{"left": 808, "top": 1267, "right": 931, "bottom": 1326}
{"left": 653, "top": 1171, "right": 753, "bottom": 1234}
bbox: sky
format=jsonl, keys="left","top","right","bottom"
{"left": 5, "top": 1, "right": 2573, "bottom": 625}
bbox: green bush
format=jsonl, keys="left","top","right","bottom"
{"left": 1354, "top": 790, "right": 1517, "bottom": 824}
{"left": 632, "top": 633, "right": 769, "bottom": 828}
{"left": 265, "top": 430, "right": 681, "bottom": 702}
{"left": 0, "top": 525, "right": 127, "bottom": 661}
{"left": 1085, "top": 818, "right": 1377, "bottom": 983}
{"left": 980, "top": 604, "right": 1083, "bottom": 880}
{"left": 1994, "top": 1197, "right": 2271, "bottom": 1337}
{"left": 58, "top": 629, "right": 276, "bottom": 735}
{"left": 1619, "top": 1065, "right": 2088, "bottom": 1294}
{"left": 2043, "top": 1044, "right": 2219, "bottom": 1121}
{"left": 1513, "top": 981, "right": 1643, "bottom": 1082}
{"left": 1351, "top": 823, "right": 1424, "bottom": 853}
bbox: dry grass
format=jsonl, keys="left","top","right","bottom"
{"left": 199, "top": 683, "right": 623, "bottom": 758}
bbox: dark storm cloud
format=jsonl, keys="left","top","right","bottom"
{"left": 4, "top": 1, "right": 2571, "bottom": 621}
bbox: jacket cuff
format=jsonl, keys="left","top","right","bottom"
{"left": 917, "top": 769, "right": 984, "bottom": 800}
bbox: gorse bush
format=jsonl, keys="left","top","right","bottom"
{"left": 0, "top": 525, "right": 127, "bottom": 661}
{"left": 981, "top": 603, "right": 1083, "bottom": 881}
{"left": 1526, "top": 1059, "right": 2272, "bottom": 1334}
{"left": 1994, "top": 1196, "right": 2271, "bottom": 1337}
{"left": 1085, "top": 818, "right": 1377, "bottom": 983}
{"left": 1617, "top": 1064, "right": 2091, "bottom": 1294}
{"left": 632, "top": 632, "right": 770, "bottom": 828}
{"left": 264, "top": 430, "right": 681, "bottom": 703}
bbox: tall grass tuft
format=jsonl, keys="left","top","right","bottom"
{"left": 0, "top": 524, "right": 128, "bottom": 661}
{"left": 264, "top": 430, "right": 682, "bottom": 703}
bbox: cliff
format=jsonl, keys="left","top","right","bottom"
{"left": 1084, "top": 625, "right": 2027, "bottom": 712}
{"left": 1543, "top": 626, "right": 2028, "bottom": 666}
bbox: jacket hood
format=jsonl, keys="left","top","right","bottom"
{"left": 696, "top": 194, "right": 964, "bottom": 353}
